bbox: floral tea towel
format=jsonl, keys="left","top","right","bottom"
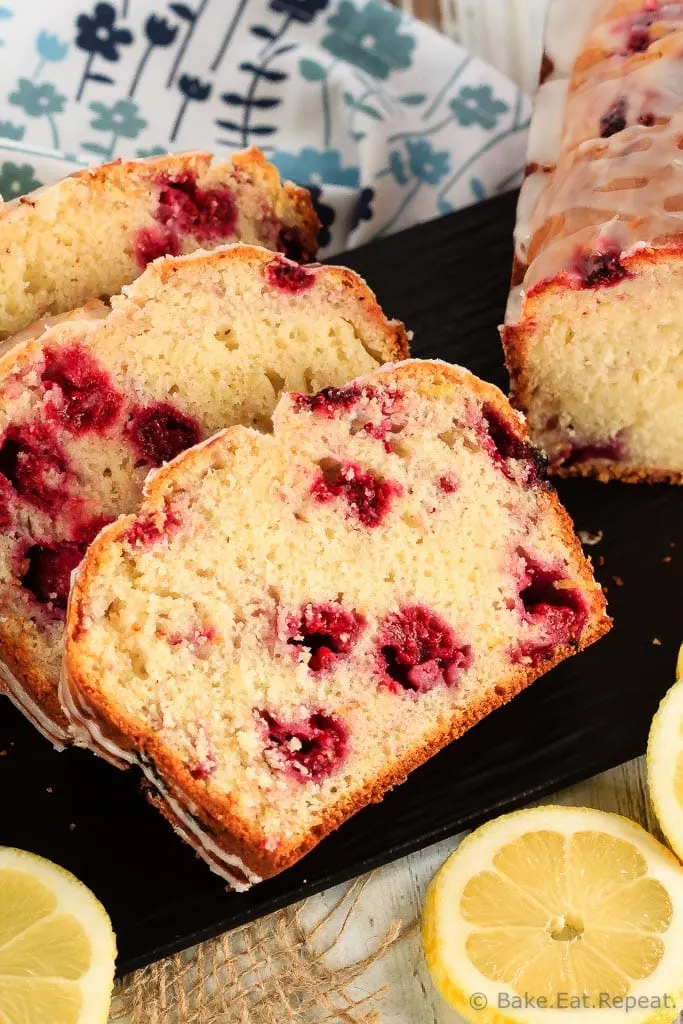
{"left": 0, "top": 0, "right": 530, "bottom": 254}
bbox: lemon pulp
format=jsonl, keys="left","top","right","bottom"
{"left": 462, "top": 830, "right": 670, "bottom": 1005}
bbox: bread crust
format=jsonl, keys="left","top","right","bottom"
{"left": 63, "top": 359, "right": 610, "bottom": 883}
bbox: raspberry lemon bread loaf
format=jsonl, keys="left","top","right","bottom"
{"left": 0, "top": 147, "right": 317, "bottom": 339}
{"left": 62, "top": 361, "right": 610, "bottom": 887}
{"left": 0, "top": 245, "right": 408, "bottom": 745}
{"left": 502, "top": 0, "right": 683, "bottom": 482}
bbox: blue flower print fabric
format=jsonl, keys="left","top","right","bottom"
{"left": 0, "top": 0, "right": 530, "bottom": 255}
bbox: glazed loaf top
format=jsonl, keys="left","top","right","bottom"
{"left": 508, "top": 0, "right": 683, "bottom": 322}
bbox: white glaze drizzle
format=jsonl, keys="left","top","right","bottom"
{"left": 509, "top": 0, "right": 683, "bottom": 323}
{"left": 139, "top": 765, "right": 261, "bottom": 891}
{"left": 544, "top": 0, "right": 604, "bottom": 79}
{"left": 526, "top": 79, "right": 569, "bottom": 168}
{"left": 0, "top": 658, "right": 68, "bottom": 748}
{"left": 59, "top": 664, "right": 261, "bottom": 890}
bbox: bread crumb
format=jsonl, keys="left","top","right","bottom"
{"left": 663, "top": 555, "right": 672, "bottom": 563}
{"left": 578, "top": 529, "right": 603, "bottom": 546}
{"left": 597, "top": 555, "right": 605, "bottom": 567}
{"left": 653, "top": 638, "right": 662, "bottom": 646}
{"left": 612, "top": 575, "right": 624, "bottom": 587}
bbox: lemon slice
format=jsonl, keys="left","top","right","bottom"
{"left": 648, "top": 645, "right": 683, "bottom": 863}
{"left": 423, "top": 806, "right": 683, "bottom": 1024}
{"left": 0, "top": 847, "right": 116, "bottom": 1023}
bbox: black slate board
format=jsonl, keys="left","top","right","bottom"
{"left": 3, "top": 189, "right": 682, "bottom": 975}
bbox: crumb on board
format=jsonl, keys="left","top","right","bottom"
{"left": 612, "top": 575, "right": 624, "bottom": 587}
{"left": 46, "top": 786, "right": 52, "bottom": 793}
{"left": 69, "top": 823, "right": 76, "bottom": 831}
{"left": 653, "top": 638, "right": 662, "bottom": 646}
{"left": 579, "top": 529, "right": 603, "bottom": 546}
{"left": 663, "top": 555, "right": 672, "bottom": 563}
{"left": 597, "top": 555, "right": 605, "bottom": 566}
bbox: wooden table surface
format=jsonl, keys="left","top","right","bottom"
{"left": 310, "top": 4, "right": 665, "bottom": 1021}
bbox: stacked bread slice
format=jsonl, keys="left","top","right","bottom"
{"left": 0, "top": 243, "right": 408, "bottom": 744}
{"left": 0, "top": 147, "right": 318, "bottom": 340}
{"left": 62, "top": 361, "right": 610, "bottom": 885}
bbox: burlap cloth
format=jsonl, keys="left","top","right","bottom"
{"left": 109, "top": 872, "right": 416, "bottom": 1023}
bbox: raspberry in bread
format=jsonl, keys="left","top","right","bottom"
{"left": 62, "top": 360, "right": 610, "bottom": 888}
{"left": 0, "top": 147, "right": 318, "bottom": 340}
{"left": 0, "top": 245, "right": 408, "bottom": 746}
{"left": 501, "top": 0, "right": 683, "bottom": 482}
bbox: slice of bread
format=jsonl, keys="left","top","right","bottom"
{"left": 62, "top": 360, "right": 610, "bottom": 888}
{"left": 0, "top": 245, "right": 408, "bottom": 745}
{"left": 0, "top": 147, "right": 318, "bottom": 340}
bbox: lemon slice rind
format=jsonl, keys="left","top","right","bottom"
{"left": 648, "top": 673, "right": 683, "bottom": 864}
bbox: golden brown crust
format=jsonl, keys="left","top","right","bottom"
{"left": 64, "top": 359, "right": 610, "bottom": 882}
{"left": 0, "top": 640, "right": 65, "bottom": 735}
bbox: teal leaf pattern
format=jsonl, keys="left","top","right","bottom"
{"left": 0, "top": 121, "right": 25, "bottom": 141}
{"left": 299, "top": 58, "right": 326, "bottom": 81}
{"left": 81, "top": 140, "right": 111, "bottom": 155}
{"left": 388, "top": 149, "right": 408, "bottom": 185}
{"left": 136, "top": 145, "right": 168, "bottom": 157}
{"left": 343, "top": 92, "right": 381, "bottom": 120}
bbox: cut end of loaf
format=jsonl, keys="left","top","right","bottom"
{"left": 63, "top": 359, "right": 610, "bottom": 883}
{"left": 504, "top": 247, "right": 683, "bottom": 483}
{"left": 506, "top": 1, "right": 683, "bottom": 483}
